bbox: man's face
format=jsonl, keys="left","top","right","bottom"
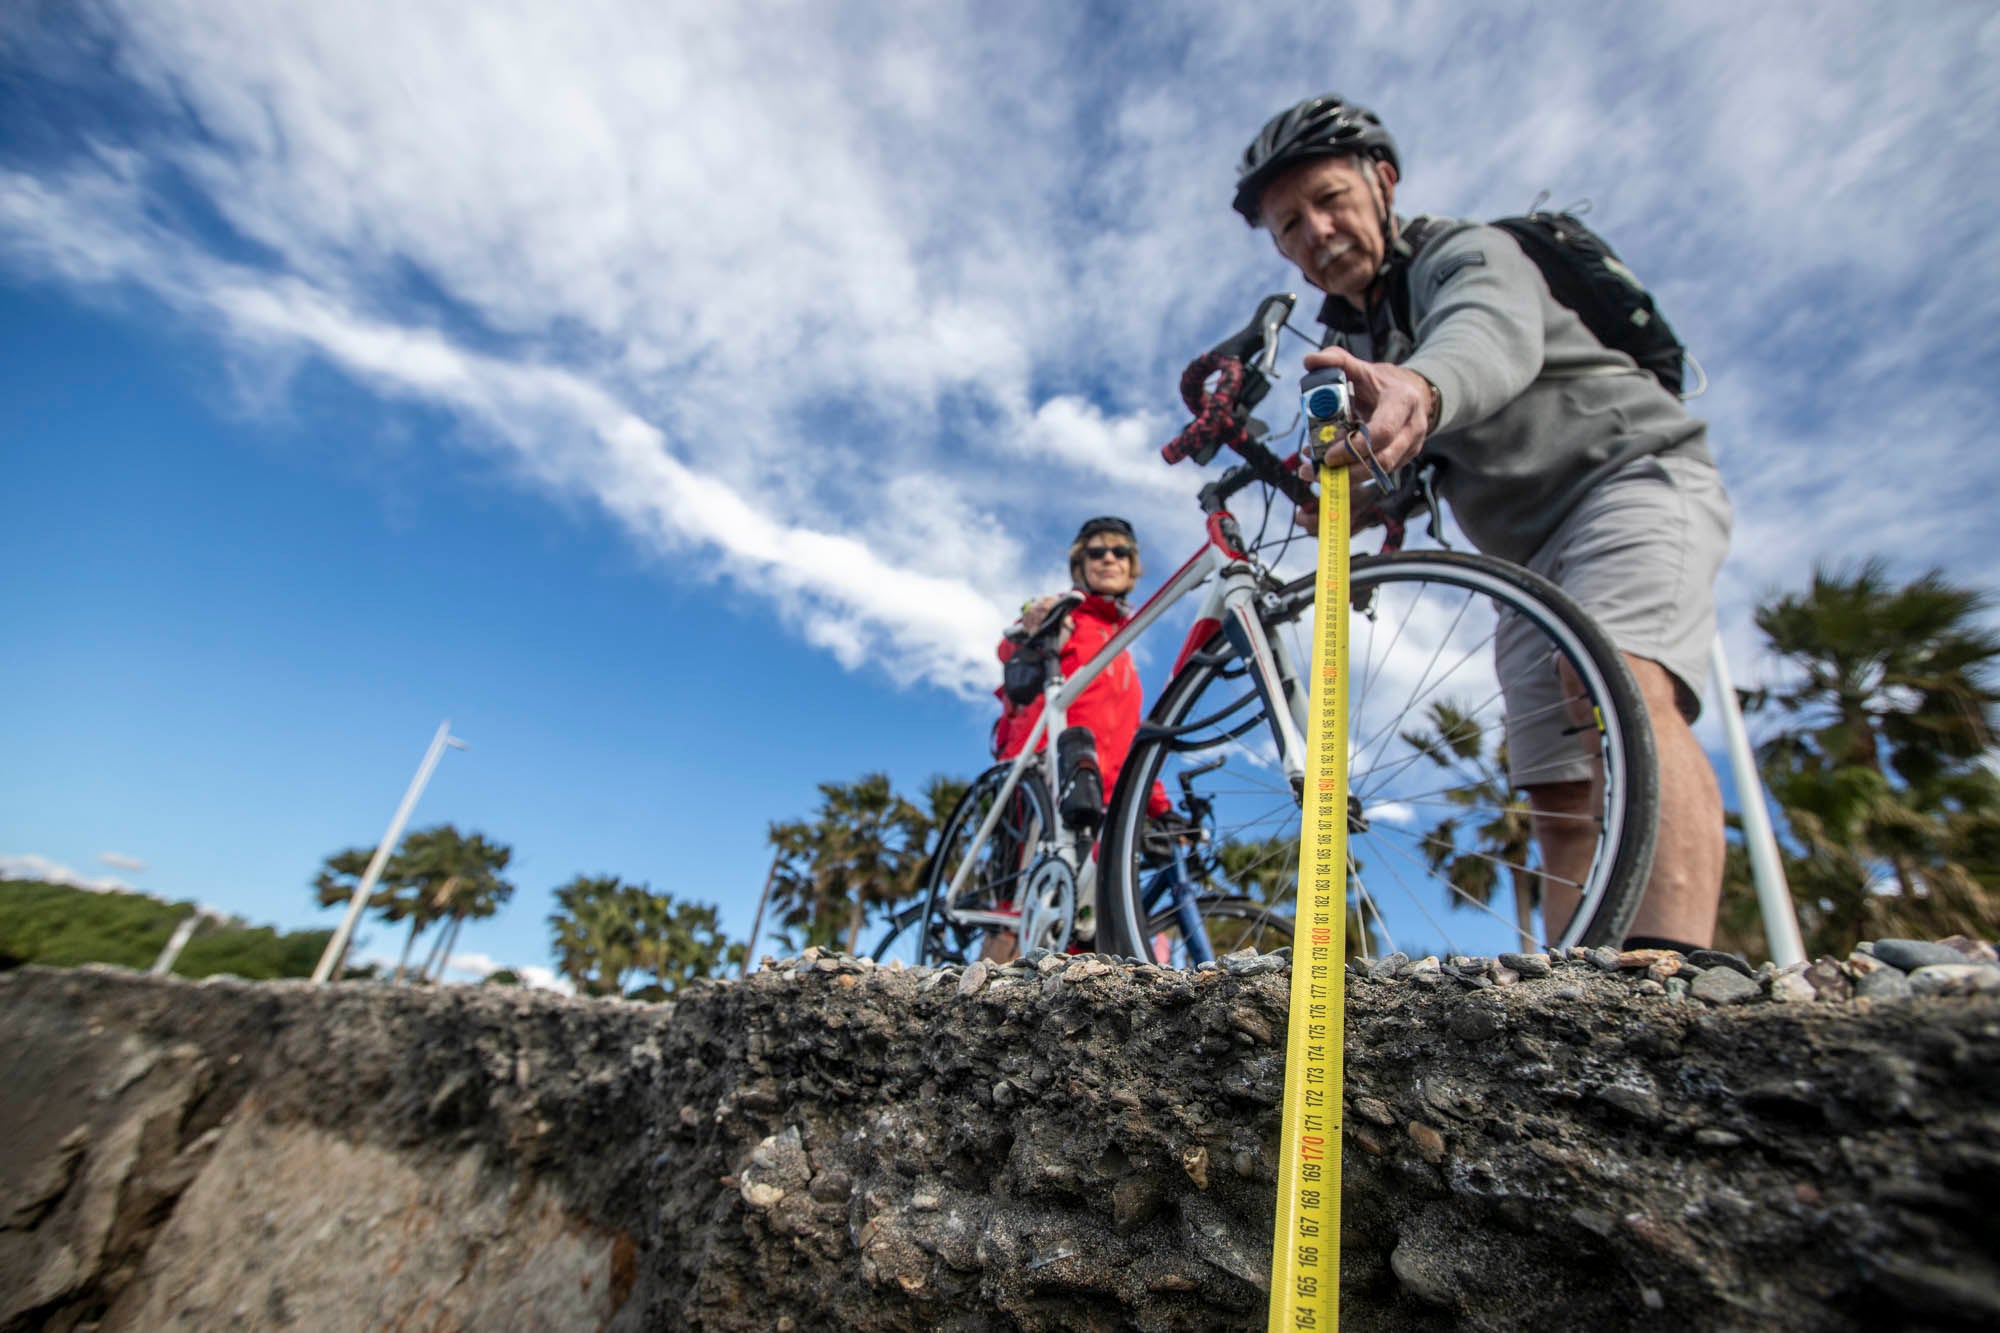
{"left": 1259, "top": 154, "right": 1397, "bottom": 303}
{"left": 1078, "top": 538, "right": 1136, "bottom": 597}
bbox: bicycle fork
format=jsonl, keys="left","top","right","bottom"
{"left": 1208, "top": 571, "right": 1314, "bottom": 798}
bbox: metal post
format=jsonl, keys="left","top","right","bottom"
{"left": 311, "top": 720, "right": 468, "bottom": 984}
{"left": 1709, "top": 638, "right": 1806, "bottom": 968}
{"left": 150, "top": 911, "right": 209, "bottom": 976}
{"left": 741, "top": 849, "right": 782, "bottom": 977}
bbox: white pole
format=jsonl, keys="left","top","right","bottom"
{"left": 1709, "top": 638, "right": 1806, "bottom": 968}
{"left": 741, "top": 850, "right": 782, "bottom": 977}
{"left": 311, "top": 720, "right": 468, "bottom": 984}
{"left": 150, "top": 912, "right": 205, "bottom": 976}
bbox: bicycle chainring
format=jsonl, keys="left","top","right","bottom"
{"left": 1020, "top": 855, "right": 1078, "bottom": 954}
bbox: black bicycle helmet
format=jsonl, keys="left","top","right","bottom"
{"left": 1074, "top": 516, "right": 1136, "bottom": 544}
{"left": 1232, "top": 93, "right": 1400, "bottom": 225}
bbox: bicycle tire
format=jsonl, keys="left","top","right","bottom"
{"left": 876, "top": 762, "right": 1056, "bottom": 968}
{"left": 1141, "top": 896, "right": 1294, "bottom": 968}
{"left": 1099, "top": 549, "right": 1658, "bottom": 962}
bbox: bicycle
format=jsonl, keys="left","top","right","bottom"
{"left": 870, "top": 620, "right": 1295, "bottom": 970}
{"left": 883, "top": 291, "right": 1659, "bottom": 968}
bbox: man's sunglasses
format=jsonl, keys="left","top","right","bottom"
{"left": 1084, "top": 544, "right": 1135, "bottom": 561}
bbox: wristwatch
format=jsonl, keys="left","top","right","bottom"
{"left": 1418, "top": 373, "right": 1443, "bottom": 432}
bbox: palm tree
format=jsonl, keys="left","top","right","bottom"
{"left": 766, "top": 773, "right": 933, "bottom": 954}
{"left": 393, "top": 826, "right": 515, "bottom": 984}
{"left": 627, "top": 894, "right": 739, "bottom": 999}
{"left": 549, "top": 874, "right": 641, "bottom": 997}
{"left": 548, "top": 876, "right": 739, "bottom": 1000}
{"left": 1735, "top": 559, "right": 2000, "bottom": 952}
{"left": 1402, "top": 699, "right": 1539, "bottom": 951}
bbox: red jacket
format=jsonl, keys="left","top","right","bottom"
{"left": 993, "top": 592, "right": 1173, "bottom": 819}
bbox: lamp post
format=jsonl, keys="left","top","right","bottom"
{"left": 1710, "top": 638, "right": 1806, "bottom": 968}
{"left": 150, "top": 906, "right": 224, "bottom": 976}
{"left": 310, "top": 720, "right": 469, "bottom": 985}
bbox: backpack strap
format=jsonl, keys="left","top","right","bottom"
{"left": 1316, "top": 214, "right": 1452, "bottom": 351}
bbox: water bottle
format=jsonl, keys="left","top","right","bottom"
{"left": 1057, "top": 726, "right": 1104, "bottom": 830}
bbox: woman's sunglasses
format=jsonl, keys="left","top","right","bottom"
{"left": 1084, "top": 544, "right": 1135, "bottom": 561}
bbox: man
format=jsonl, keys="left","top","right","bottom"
{"left": 1234, "top": 93, "right": 1733, "bottom": 952}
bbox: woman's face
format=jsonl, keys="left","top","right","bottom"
{"left": 1079, "top": 536, "right": 1137, "bottom": 597}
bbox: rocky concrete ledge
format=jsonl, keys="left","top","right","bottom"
{"left": 1, "top": 948, "right": 1996, "bottom": 1331}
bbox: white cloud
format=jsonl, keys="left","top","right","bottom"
{"left": 0, "top": 0, "right": 1993, "bottom": 708}
{"left": 518, "top": 966, "right": 576, "bottom": 995}
{"left": 98, "top": 850, "right": 148, "bottom": 872}
{"left": 1, "top": 853, "right": 134, "bottom": 893}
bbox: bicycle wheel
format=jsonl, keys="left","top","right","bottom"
{"left": 1140, "top": 895, "right": 1294, "bottom": 969}
{"left": 880, "top": 761, "right": 1055, "bottom": 967}
{"left": 1099, "top": 550, "right": 1658, "bottom": 963}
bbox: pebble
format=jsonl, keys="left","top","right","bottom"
{"left": 1406, "top": 955, "right": 1443, "bottom": 977}
{"left": 958, "top": 960, "right": 992, "bottom": 997}
{"left": 1804, "top": 958, "right": 1853, "bottom": 1002}
{"left": 1854, "top": 968, "right": 1913, "bottom": 1000}
{"left": 1907, "top": 964, "right": 2000, "bottom": 997}
{"left": 1694, "top": 1128, "right": 1743, "bottom": 1148}
{"left": 1665, "top": 977, "right": 1690, "bottom": 1002}
{"left": 1690, "top": 968, "right": 1759, "bottom": 1006}
{"left": 1768, "top": 970, "right": 1817, "bottom": 1004}
{"left": 1551, "top": 985, "right": 1584, "bottom": 1001}
{"left": 1584, "top": 947, "right": 1622, "bottom": 972}
{"left": 1353, "top": 1096, "right": 1397, "bottom": 1126}
{"left": 1939, "top": 934, "right": 1999, "bottom": 964}
{"left": 1220, "top": 952, "right": 1287, "bottom": 977}
{"left": 1371, "top": 951, "right": 1411, "bottom": 981}
{"left": 1872, "top": 939, "right": 1974, "bottom": 972}
{"left": 1688, "top": 949, "right": 1755, "bottom": 977}
{"left": 1498, "top": 952, "right": 1553, "bottom": 978}
{"left": 1491, "top": 965, "right": 1520, "bottom": 988}
{"left": 1406, "top": 1121, "right": 1447, "bottom": 1164}
{"left": 1634, "top": 979, "right": 1666, "bottom": 997}
{"left": 1646, "top": 958, "right": 1683, "bottom": 983}
{"left": 1617, "top": 948, "right": 1676, "bottom": 970}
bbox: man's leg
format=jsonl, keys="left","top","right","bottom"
{"left": 1530, "top": 653, "right": 1723, "bottom": 946}
{"left": 1619, "top": 654, "right": 1724, "bottom": 946}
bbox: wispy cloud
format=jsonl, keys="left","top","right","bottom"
{"left": 1, "top": 0, "right": 1993, "bottom": 704}
{"left": 98, "top": 850, "right": 148, "bottom": 872}
{"left": 1, "top": 852, "right": 134, "bottom": 893}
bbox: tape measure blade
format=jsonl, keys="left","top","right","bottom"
{"left": 1266, "top": 464, "right": 1349, "bottom": 1331}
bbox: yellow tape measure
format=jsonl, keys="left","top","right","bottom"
{"left": 1267, "top": 453, "right": 1349, "bottom": 1331}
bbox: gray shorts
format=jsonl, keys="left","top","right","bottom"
{"left": 1496, "top": 451, "right": 1733, "bottom": 788}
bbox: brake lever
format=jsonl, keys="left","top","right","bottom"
{"left": 1252, "top": 293, "right": 1297, "bottom": 380}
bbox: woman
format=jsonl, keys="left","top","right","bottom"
{"left": 993, "top": 516, "right": 1173, "bottom": 824}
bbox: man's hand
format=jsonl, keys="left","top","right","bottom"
{"left": 1291, "top": 346, "right": 1434, "bottom": 536}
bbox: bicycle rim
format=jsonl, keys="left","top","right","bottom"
{"left": 881, "top": 762, "right": 1054, "bottom": 968}
{"left": 1101, "top": 550, "right": 1657, "bottom": 963}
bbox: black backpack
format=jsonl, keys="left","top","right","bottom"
{"left": 1398, "top": 211, "right": 1688, "bottom": 395}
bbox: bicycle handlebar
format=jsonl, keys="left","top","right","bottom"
{"left": 1018, "top": 591, "right": 1086, "bottom": 653}
{"left": 1162, "top": 294, "right": 1316, "bottom": 510}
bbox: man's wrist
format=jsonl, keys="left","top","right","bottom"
{"left": 1417, "top": 372, "right": 1442, "bottom": 432}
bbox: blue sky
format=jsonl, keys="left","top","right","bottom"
{"left": 4, "top": 1, "right": 1997, "bottom": 985}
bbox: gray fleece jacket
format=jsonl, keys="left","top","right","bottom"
{"left": 1322, "top": 218, "right": 1713, "bottom": 565}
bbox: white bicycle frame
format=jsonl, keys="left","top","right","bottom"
{"left": 940, "top": 525, "right": 1316, "bottom": 943}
